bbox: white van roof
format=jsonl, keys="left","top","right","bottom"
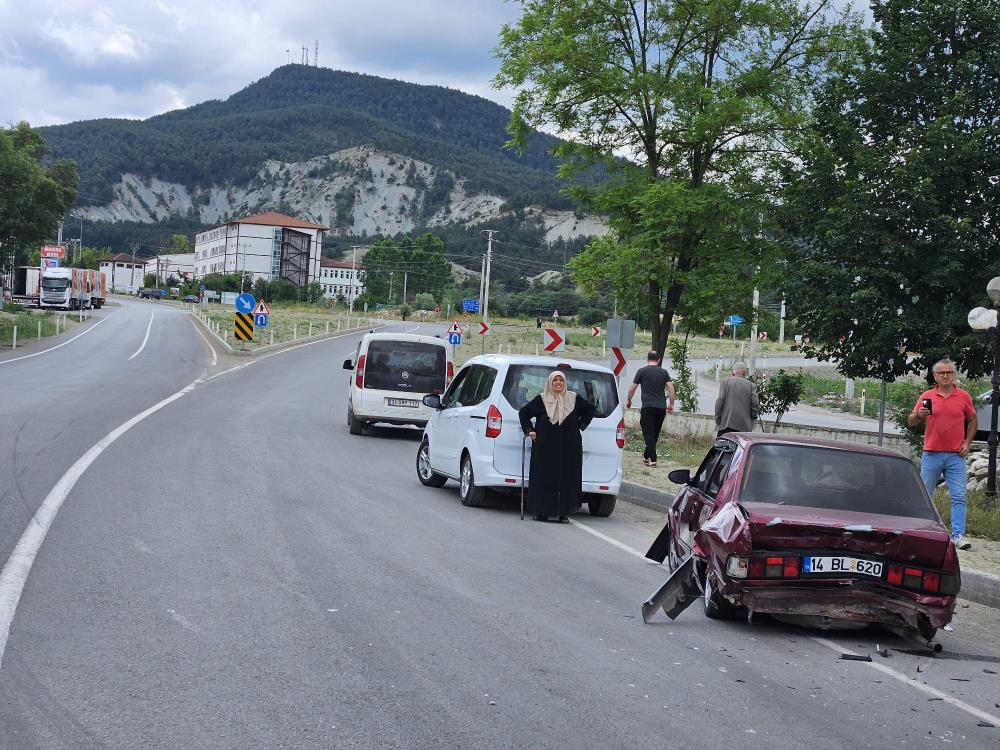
{"left": 363, "top": 332, "right": 449, "bottom": 346}
{"left": 463, "top": 354, "right": 615, "bottom": 375}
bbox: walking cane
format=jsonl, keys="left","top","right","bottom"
{"left": 520, "top": 433, "right": 533, "bottom": 520}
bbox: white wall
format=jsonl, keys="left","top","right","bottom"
{"left": 194, "top": 223, "right": 322, "bottom": 285}
{"left": 100, "top": 261, "right": 144, "bottom": 292}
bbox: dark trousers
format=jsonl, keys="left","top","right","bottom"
{"left": 640, "top": 408, "right": 667, "bottom": 461}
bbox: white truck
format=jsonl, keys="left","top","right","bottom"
{"left": 39, "top": 267, "right": 106, "bottom": 310}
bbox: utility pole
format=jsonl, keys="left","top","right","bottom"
{"left": 402, "top": 271, "right": 408, "bottom": 305}
{"left": 349, "top": 245, "right": 360, "bottom": 322}
{"left": 749, "top": 287, "right": 760, "bottom": 374}
{"left": 131, "top": 242, "right": 139, "bottom": 290}
{"left": 778, "top": 298, "right": 786, "bottom": 344}
{"left": 389, "top": 271, "right": 394, "bottom": 303}
{"left": 481, "top": 230, "right": 494, "bottom": 354}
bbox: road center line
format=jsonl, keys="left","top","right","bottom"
{"left": 573, "top": 519, "right": 1000, "bottom": 727}
{"left": 128, "top": 311, "right": 155, "bottom": 361}
{"left": 0, "top": 375, "right": 202, "bottom": 670}
{"left": 0, "top": 308, "right": 121, "bottom": 365}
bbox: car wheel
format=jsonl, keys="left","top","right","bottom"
{"left": 459, "top": 454, "right": 488, "bottom": 507}
{"left": 702, "top": 569, "right": 744, "bottom": 620}
{"left": 416, "top": 439, "right": 447, "bottom": 488}
{"left": 586, "top": 493, "right": 616, "bottom": 517}
{"left": 347, "top": 406, "right": 364, "bottom": 435}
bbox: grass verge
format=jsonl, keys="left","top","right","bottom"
{"left": 933, "top": 489, "right": 1000, "bottom": 542}
{"left": 0, "top": 309, "right": 84, "bottom": 348}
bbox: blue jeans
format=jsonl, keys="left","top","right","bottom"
{"left": 920, "top": 451, "right": 967, "bottom": 538}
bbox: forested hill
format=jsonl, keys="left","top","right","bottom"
{"left": 39, "top": 65, "right": 567, "bottom": 207}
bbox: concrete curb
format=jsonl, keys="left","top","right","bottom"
{"left": 617, "top": 480, "right": 1000, "bottom": 609}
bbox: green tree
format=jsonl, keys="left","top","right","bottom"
{"left": 750, "top": 370, "right": 805, "bottom": 432}
{"left": 496, "top": 0, "right": 860, "bottom": 357}
{"left": 413, "top": 292, "right": 436, "bottom": 310}
{"left": 169, "top": 234, "right": 193, "bottom": 252}
{"left": 779, "top": 0, "right": 1000, "bottom": 380}
{"left": 666, "top": 339, "right": 698, "bottom": 413}
{"left": 0, "top": 122, "right": 78, "bottom": 274}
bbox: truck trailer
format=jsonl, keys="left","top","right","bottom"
{"left": 11, "top": 266, "right": 42, "bottom": 307}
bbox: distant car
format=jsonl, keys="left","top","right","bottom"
{"left": 138, "top": 288, "right": 164, "bottom": 299}
{"left": 644, "top": 433, "right": 959, "bottom": 650}
{"left": 417, "top": 355, "right": 624, "bottom": 516}
{"left": 181, "top": 295, "right": 199, "bottom": 303}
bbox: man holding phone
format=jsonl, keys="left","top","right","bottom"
{"left": 908, "top": 358, "right": 977, "bottom": 549}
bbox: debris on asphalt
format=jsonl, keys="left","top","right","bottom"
{"left": 977, "top": 721, "right": 995, "bottom": 728}
{"left": 840, "top": 653, "right": 872, "bottom": 662}
{"left": 943, "top": 623, "right": 955, "bottom": 631}
{"left": 877, "top": 646, "right": 892, "bottom": 658}
{"left": 917, "top": 665, "right": 923, "bottom": 673}
{"left": 984, "top": 668, "right": 997, "bottom": 674}
{"left": 949, "top": 678, "right": 971, "bottom": 682}
{"left": 927, "top": 697, "right": 944, "bottom": 701}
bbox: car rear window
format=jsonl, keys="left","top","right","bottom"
{"left": 502, "top": 365, "right": 619, "bottom": 418}
{"left": 740, "top": 444, "right": 938, "bottom": 520}
{"left": 364, "top": 340, "right": 447, "bottom": 393}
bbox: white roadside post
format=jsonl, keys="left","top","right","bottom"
{"left": 270, "top": 330, "right": 274, "bottom": 346}
{"left": 37, "top": 321, "right": 41, "bottom": 339}
{"left": 308, "top": 322, "right": 313, "bottom": 337}
{"left": 293, "top": 324, "right": 298, "bottom": 340}
{"left": 12, "top": 326, "right": 17, "bottom": 349}
{"left": 326, "top": 321, "right": 329, "bottom": 334}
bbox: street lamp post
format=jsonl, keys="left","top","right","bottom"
{"left": 967, "top": 276, "right": 1000, "bottom": 509}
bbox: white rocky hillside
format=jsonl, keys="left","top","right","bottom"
{"left": 76, "top": 146, "right": 610, "bottom": 243}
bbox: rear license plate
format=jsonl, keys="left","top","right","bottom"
{"left": 386, "top": 398, "right": 419, "bottom": 408}
{"left": 803, "top": 556, "right": 883, "bottom": 577}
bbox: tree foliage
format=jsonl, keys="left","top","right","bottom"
{"left": 496, "top": 0, "right": 861, "bottom": 356}
{"left": 779, "top": 0, "right": 1000, "bottom": 380}
{"left": 750, "top": 370, "right": 805, "bottom": 432}
{"left": 359, "top": 234, "right": 452, "bottom": 303}
{"left": 0, "top": 122, "right": 78, "bottom": 275}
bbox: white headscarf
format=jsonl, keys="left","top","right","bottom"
{"left": 541, "top": 370, "right": 577, "bottom": 425}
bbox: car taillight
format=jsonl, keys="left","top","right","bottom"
{"left": 738, "top": 555, "right": 799, "bottom": 579}
{"left": 886, "top": 564, "right": 956, "bottom": 595}
{"left": 446, "top": 361, "right": 454, "bottom": 385}
{"left": 355, "top": 354, "right": 366, "bottom": 389}
{"left": 485, "top": 404, "right": 502, "bottom": 438}
{"left": 616, "top": 417, "right": 625, "bottom": 449}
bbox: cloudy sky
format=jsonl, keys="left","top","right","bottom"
{"left": 0, "top": 0, "right": 522, "bottom": 126}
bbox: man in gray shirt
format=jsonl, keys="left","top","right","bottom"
{"left": 715, "top": 362, "right": 760, "bottom": 436}
{"left": 626, "top": 351, "right": 675, "bottom": 467}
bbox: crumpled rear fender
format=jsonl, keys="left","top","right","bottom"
{"left": 693, "top": 502, "right": 752, "bottom": 595}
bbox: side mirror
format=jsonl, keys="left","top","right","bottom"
{"left": 343, "top": 359, "right": 353, "bottom": 370}
{"left": 667, "top": 469, "right": 692, "bottom": 485}
{"left": 422, "top": 394, "right": 442, "bottom": 409}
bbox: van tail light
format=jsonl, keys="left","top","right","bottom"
{"left": 485, "top": 404, "right": 502, "bottom": 438}
{"left": 446, "top": 361, "right": 454, "bottom": 385}
{"left": 355, "top": 354, "right": 366, "bottom": 389}
{"left": 616, "top": 418, "right": 625, "bottom": 449}
{"left": 886, "top": 564, "right": 957, "bottom": 595}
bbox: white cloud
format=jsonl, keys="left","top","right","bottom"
{"left": 41, "top": 7, "right": 149, "bottom": 65}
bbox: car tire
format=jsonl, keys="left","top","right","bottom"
{"left": 347, "top": 406, "right": 365, "bottom": 435}
{"left": 459, "top": 454, "right": 488, "bottom": 508}
{"left": 416, "top": 439, "right": 447, "bottom": 488}
{"left": 702, "top": 569, "right": 744, "bottom": 620}
{"left": 586, "top": 493, "right": 616, "bottom": 517}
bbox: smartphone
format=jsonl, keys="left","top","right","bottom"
{"left": 922, "top": 398, "right": 933, "bottom": 414}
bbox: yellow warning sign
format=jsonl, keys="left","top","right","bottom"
{"left": 234, "top": 313, "right": 254, "bottom": 341}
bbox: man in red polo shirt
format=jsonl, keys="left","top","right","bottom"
{"left": 907, "top": 358, "right": 977, "bottom": 549}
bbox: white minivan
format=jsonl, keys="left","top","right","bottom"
{"left": 343, "top": 332, "right": 454, "bottom": 434}
{"left": 416, "top": 355, "right": 624, "bottom": 516}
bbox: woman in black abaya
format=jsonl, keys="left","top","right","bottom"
{"left": 519, "top": 370, "right": 596, "bottom": 523}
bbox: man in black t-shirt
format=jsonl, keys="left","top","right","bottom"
{"left": 626, "top": 351, "right": 675, "bottom": 467}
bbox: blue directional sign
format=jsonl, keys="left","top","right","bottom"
{"left": 725, "top": 315, "right": 745, "bottom": 326}
{"left": 235, "top": 293, "right": 256, "bottom": 313}
{"left": 462, "top": 298, "right": 480, "bottom": 313}
{"left": 254, "top": 314, "right": 269, "bottom": 327}
{"left": 448, "top": 333, "right": 462, "bottom": 345}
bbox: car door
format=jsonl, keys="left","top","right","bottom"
{"left": 438, "top": 365, "right": 496, "bottom": 473}
{"left": 671, "top": 440, "right": 737, "bottom": 557}
{"left": 430, "top": 367, "right": 472, "bottom": 471}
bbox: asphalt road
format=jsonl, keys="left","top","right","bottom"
{"left": 1, "top": 308, "right": 998, "bottom": 748}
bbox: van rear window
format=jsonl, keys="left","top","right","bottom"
{"left": 502, "top": 365, "right": 619, "bottom": 418}
{"left": 364, "top": 341, "right": 447, "bottom": 393}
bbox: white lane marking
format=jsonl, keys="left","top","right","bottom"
{"left": 188, "top": 316, "right": 217, "bottom": 366}
{"left": 127, "top": 312, "right": 155, "bottom": 361}
{"left": 0, "top": 308, "right": 121, "bottom": 365}
{"left": 574, "top": 521, "right": 1000, "bottom": 727}
{"left": 810, "top": 636, "right": 1000, "bottom": 726}
{"left": 0, "top": 375, "right": 202, "bottom": 669}
{"left": 203, "top": 361, "right": 256, "bottom": 383}
{"left": 569, "top": 518, "right": 660, "bottom": 563}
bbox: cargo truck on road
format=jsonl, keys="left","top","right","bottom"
{"left": 39, "top": 267, "right": 106, "bottom": 310}
{"left": 11, "top": 266, "right": 42, "bottom": 307}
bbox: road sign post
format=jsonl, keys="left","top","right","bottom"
{"left": 234, "top": 313, "right": 254, "bottom": 345}
{"left": 235, "top": 293, "right": 256, "bottom": 314}
{"left": 611, "top": 346, "right": 628, "bottom": 379}
{"left": 605, "top": 319, "right": 636, "bottom": 349}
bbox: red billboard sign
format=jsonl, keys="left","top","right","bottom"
{"left": 40, "top": 245, "right": 65, "bottom": 258}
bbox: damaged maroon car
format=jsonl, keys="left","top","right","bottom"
{"left": 642, "top": 434, "right": 959, "bottom": 651}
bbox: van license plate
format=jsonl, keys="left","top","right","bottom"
{"left": 803, "top": 556, "right": 883, "bottom": 577}
{"left": 387, "top": 398, "right": 419, "bottom": 408}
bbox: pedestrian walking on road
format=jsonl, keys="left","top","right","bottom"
{"left": 715, "top": 362, "right": 760, "bottom": 437}
{"left": 626, "top": 351, "right": 675, "bottom": 467}
{"left": 907, "top": 358, "right": 977, "bottom": 550}
{"left": 519, "top": 370, "right": 596, "bottom": 523}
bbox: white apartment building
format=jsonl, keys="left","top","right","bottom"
{"left": 98, "top": 253, "right": 146, "bottom": 292}
{"left": 193, "top": 211, "right": 327, "bottom": 287}
{"left": 145, "top": 253, "right": 195, "bottom": 285}
{"left": 319, "top": 258, "right": 364, "bottom": 302}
